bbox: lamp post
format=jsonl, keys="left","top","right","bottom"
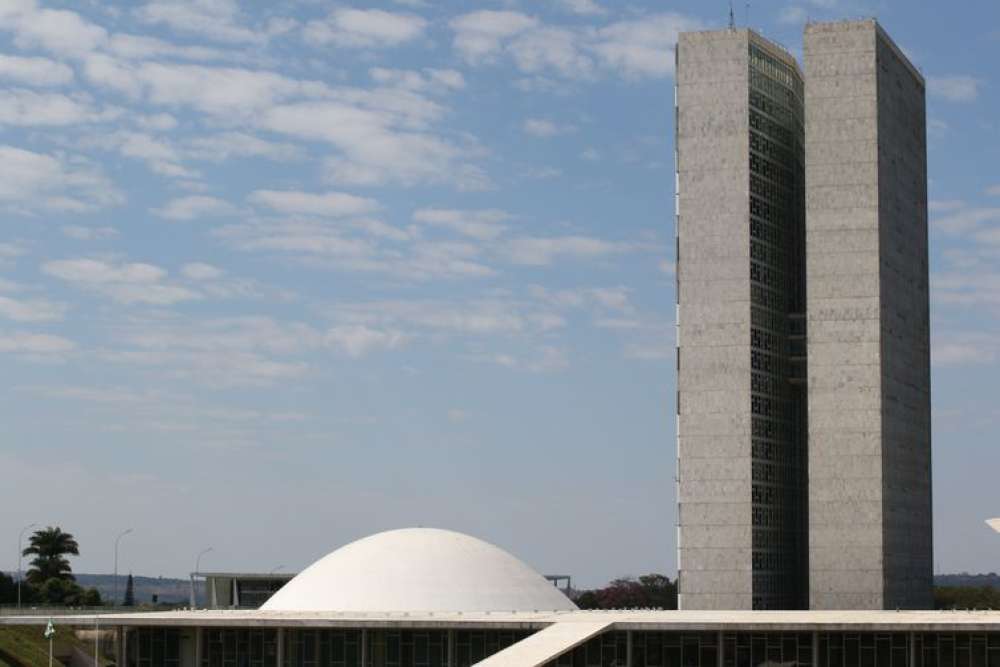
{"left": 17, "top": 522, "right": 37, "bottom": 609}
{"left": 190, "top": 547, "right": 213, "bottom": 608}
{"left": 113, "top": 529, "right": 133, "bottom": 606}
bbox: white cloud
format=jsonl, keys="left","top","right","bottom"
{"left": 180, "top": 262, "right": 224, "bottom": 281}
{"left": 248, "top": 190, "right": 379, "bottom": 217}
{"left": 261, "top": 97, "right": 488, "bottom": 189}
{"left": 933, "top": 207, "right": 1000, "bottom": 234}
{"left": 0, "top": 54, "right": 74, "bottom": 86}
{"left": 186, "top": 132, "right": 304, "bottom": 163}
{"left": 624, "top": 339, "right": 674, "bottom": 361}
{"left": 471, "top": 345, "right": 569, "bottom": 372}
{"left": 592, "top": 13, "right": 702, "bottom": 79}
{"left": 370, "top": 67, "right": 466, "bottom": 93}
{"left": 42, "top": 258, "right": 200, "bottom": 305}
{"left": 413, "top": 208, "right": 510, "bottom": 240}
{"left": 450, "top": 11, "right": 539, "bottom": 64}
{"left": 505, "top": 236, "right": 630, "bottom": 265}
{"left": 135, "top": 0, "right": 265, "bottom": 44}
{"left": 523, "top": 118, "right": 575, "bottom": 137}
{"left": 0, "top": 89, "right": 119, "bottom": 127}
{"left": 153, "top": 195, "right": 238, "bottom": 221}
{"left": 450, "top": 10, "right": 701, "bottom": 80}
{"left": 0, "top": 295, "right": 66, "bottom": 322}
{"left": 0, "top": 145, "right": 122, "bottom": 213}
{"left": 134, "top": 113, "right": 177, "bottom": 131}
{"left": 101, "top": 130, "right": 196, "bottom": 178}
{"left": 927, "top": 75, "right": 982, "bottom": 103}
{"left": 325, "top": 325, "right": 407, "bottom": 357}
{"left": 933, "top": 333, "right": 1000, "bottom": 367}
{"left": 4, "top": 3, "right": 108, "bottom": 58}
{"left": 304, "top": 9, "right": 427, "bottom": 48}
{"left": 929, "top": 199, "right": 966, "bottom": 212}
{"left": 62, "top": 225, "right": 119, "bottom": 240}
{"left": 554, "top": 0, "right": 607, "bottom": 16}
{"left": 778, "top": 7, "right": 808, "bottom": 25}
{"left": 0, "top": 331, "right": 76, "bottom": 355}
{"left": 101, "top": 315, "right": 318, "bottom": 387}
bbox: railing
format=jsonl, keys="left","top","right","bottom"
{"left": 0, "top": 605, "right": 188, "bottom": 617}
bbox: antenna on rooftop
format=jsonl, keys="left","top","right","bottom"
{"left": 728, "top": 1, "right": 735, "bottom": 29}
{"left": 746, "top": 1, "right": 751, "bottom": 27}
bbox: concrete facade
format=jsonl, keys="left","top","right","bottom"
{"left": 804, "top": 19, "right": 932, "bottom": 610}
{"left": 675, "top": 28, "right": 754, "bottom": 611}
{"left": 675, "top": 29, "right": 808, "bottom": 610}
{"left": 677, "top": 19, "right": 932, "bottom": 611}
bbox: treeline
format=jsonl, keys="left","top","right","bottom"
{"left": 572, "top": 574, "right": 678, "bottom": 610}
{"left": 568, "top": 574, "right": 1000, "bottom": 611}
{"left": 0, "top": 526, "right": 103, "bottom": 606}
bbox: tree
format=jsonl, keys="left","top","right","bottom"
{"left": 36, "top": 578, "right": 103, "bottom": 606}
{"left": 935, "top": 586, "right": 1000, "bottom": 610}
{"left": 22, "top": 526, "right": 80, "bottom": 585}
{"left": 573, "top": 574, "right": 678, "bottom": 610}
{"left": 0, "top": 571, "right": 16, "bottom": 604}
{"left": 123, "top": 573, "right": 135, "bottom": 607}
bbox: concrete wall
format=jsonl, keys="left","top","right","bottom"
{"left": 804, "top": 19, "right": 932, "bottom": 609}
{"left": 676, "top": 29, "right": 753, "bottom": 610}
{"left": 874, "top": 24, "right": 933, "bottom": 610}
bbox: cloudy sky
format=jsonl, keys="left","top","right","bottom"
{"left": 1, "top": 0, "right": 998, "bottom": 586}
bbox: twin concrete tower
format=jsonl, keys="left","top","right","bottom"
{"left": 675, "top": 20, "right": 932, "bottom": 610}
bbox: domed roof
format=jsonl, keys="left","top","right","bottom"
{"left": 262, "top": 528, "right": 577, "bottom": 612}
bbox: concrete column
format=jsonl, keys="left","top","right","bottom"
{"left": 119, "top": 628, "right": 129, "bottom": 667}
{"left": 446, "top": 629, "right": 454, "bottom": 667}
{"left": 361, "top": 629, "right": 367, "bottom": 667}
{"left": 717, "top": 631, "right": 724, "bottom": 667}
{"left": 812, "top": 631, "right": 819, "bottom": 667}
{"left": 276, "top": 628, "right": 284, "bottom": 667}
{"left": 627, "top": 631, "right": 634, "bottom": 667}
{"left": 910, "top": 632, "right": 917, "bottom": 667}
{"left": 195, "top": 627, "right": 203, "bottom": 667}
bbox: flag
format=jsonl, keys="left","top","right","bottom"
{"left": 43, "top": 619, "right": 55, "bottom": 640}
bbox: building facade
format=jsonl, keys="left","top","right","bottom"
{"left": 676, "top": 19, "right": 931, "bottom": 610}
{"left": 804, "top": 19, "right": 933, "bottom": 610}
{"left": 675, "top": 28, "right": 808, "bottom": 611}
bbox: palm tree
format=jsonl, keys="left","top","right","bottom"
{"left": 22, "top": 526, "right": 80, "bottom": 585}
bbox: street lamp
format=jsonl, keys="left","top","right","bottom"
{"left": 190, "top": 547, "right": 213, "bottom": 608}
{"left": 17, "top": 522, "right": 37, "bottom": 609}
{"left": 113, "top": 528, "right": 133, "bottom": 606}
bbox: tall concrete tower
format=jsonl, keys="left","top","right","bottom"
{"left": 804, "top": 19, "right": 932, "bottom": 610}
{"left": 675, "top": 19, "right": 932, "bottom": 611}
{"left": 675, "top": 28, "right": 808, "bottom": 610}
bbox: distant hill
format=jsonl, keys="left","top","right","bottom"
{"left": 935, "top": 573, "right": 1000, "bottom": 590}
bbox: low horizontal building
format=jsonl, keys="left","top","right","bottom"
{"left": 3, "top": 529, "right": 999, "bottom": 666}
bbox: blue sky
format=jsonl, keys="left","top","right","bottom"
{"left": 0, "top": 0, "right": 998, "bottom": 586}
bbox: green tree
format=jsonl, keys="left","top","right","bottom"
{"left": 573, "top": 574, "right": 678, "bottom": 610}
{"left": 21, "top": 526, "right": 80, "bottom": 585}
{"left": 123, "top": 573, "right": 135, "bottom": 607}
{"left": 36, "top": 578, "right": 103, "bottom": 606}
{"left": 934, "top": 586, "right": 1000, "bottom": 609}
{"left": 0, "top": 571, "right": 16, "bottom": 604}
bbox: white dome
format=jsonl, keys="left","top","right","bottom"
{"left": 262, "top": 528, "right": 577, "bottom": 612}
